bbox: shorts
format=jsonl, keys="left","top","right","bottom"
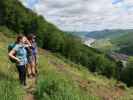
{"left": 28, "top": 55, "right": 35, "bottom": 64}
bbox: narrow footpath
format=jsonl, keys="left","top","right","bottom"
{"left": 23, "top": 77, "right": 37, "bottom": 100}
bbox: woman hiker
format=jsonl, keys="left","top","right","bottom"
{"left": 27, "top": 34, "right": 38, "bottom": 78}
{"left": 8, "top": 35, "right": 30, "bottom": 86}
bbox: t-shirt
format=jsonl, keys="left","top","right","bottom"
{"left": 13, "top": 44, "right": 28, "bottom": 65}
{"left": 31, "top": 41, "right": 38, "bottom": 56}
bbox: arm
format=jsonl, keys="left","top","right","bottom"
{"left": 8, "top": 49, "right": 20, "bottom": 63}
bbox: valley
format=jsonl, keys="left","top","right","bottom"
{"left": 77, "top": 29, "right": 133, "bottom": 56}
{"left": 78, "top": 30, "right": 133, "bottom": 68}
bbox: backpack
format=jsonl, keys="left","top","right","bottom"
{"left": 8, "top": 43, "right": 16, "bottom": 63}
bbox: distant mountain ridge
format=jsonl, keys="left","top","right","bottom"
{"left": 69, "top": 29, "right": 133, "bottom": 56}
{"left": 69, "top": 29, "right": 133, "bottom": 39}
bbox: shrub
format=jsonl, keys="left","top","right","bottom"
{"left": 120, "top": 58, "right": 133, "bottom": 86}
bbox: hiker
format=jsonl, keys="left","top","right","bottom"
{"left": 27, "top": 34, "right": 38, "bottom": 78}
{"left": 8, "top": 35, "right": 30, "bottom": 86}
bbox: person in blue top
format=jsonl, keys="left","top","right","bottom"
{"left": 8, "top": 35, "right": 30, "bottom": 86}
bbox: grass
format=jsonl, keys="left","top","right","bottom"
{"left": 35, "top": 48, "right": 133, "bottom": 100}
{"left": 35, "top": 51, "right": 100, "bottom": 100}
{"left": 35, "top": 71, "right": 99, "bottom": 100}
{"left": 1, "top": 32, "right": 133, "bottom": 100}
{"left": 0, "top": 33, "right": 26, "bottom": 100}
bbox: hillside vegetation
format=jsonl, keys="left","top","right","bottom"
{"left": 0, "top": 0, "right": 121, "bottom": 80}
{"left": 0, "top": 32, "right": 25, "bottom": 100}
{"left": 111, "top": 33, "right": 133, "bottom": 55}
{"left": 1, "top": 32, "right": 133, "bottom": 100}
{"left": 1, "top": 0, "right": 133, "bottom": 99}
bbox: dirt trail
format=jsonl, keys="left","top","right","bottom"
{"left": 23, "top": 77, "right": 37, "bottom": 100}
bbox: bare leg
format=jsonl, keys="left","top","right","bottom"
{"left": 27, "top": 64, "right": 32, "bottom": 77}
{"left": 31, "top": 61, "right": 36, "bottom": 76}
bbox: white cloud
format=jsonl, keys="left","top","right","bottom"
{"left": 19, "top": 0, "right": 28, "bottom": 6}
{"left": 20, "top": 0, "right": 133, "bottom": 31}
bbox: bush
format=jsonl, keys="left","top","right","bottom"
{"left": 120, "top": 58, "right": 133, "bottom": 86}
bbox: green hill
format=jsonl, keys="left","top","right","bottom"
{"left": 88, "top": 30, "right": 133, "bottom": 55}
{"left": 1, "top": 31, "right": 133, "bottom": 100}
{"left": 111, "top": 33, "right": 133, "bottom": 55}
{"left": 86, "top": 29, "right": 133, "bottom": 39}
{"left": 71, "top": 29, "right": 133, "bottom": 39}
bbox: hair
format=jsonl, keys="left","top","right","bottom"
{"left": 16, "top": 34, "right": 24, "bottom": 44}
{"left": 27, "top": 34, "right": 36, "bottom": 41}
{"left": 27, "top": 34, "right": 33, "bottom": 41}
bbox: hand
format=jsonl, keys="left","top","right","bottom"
{"left": 16, "top": 58, "right": 21, "bottom": 64}
{"left": 26, "top": 39, "right": 32, "bottom": 46}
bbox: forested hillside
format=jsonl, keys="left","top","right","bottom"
{"left": 111, "top": 33, "right": 133, "bottom": 55}
{"left": 0, "top": 0, "right": 121, "bottom": 79}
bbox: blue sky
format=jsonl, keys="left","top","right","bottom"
{"left": 20, "top": 0, "right": 38, "bottom": 8}
{"left": 20, "top": 0, "right": 133, "bottom": 31}
{"left": 112, "top": 0, "right": 123, "bottom": 4}
{"left": 27, "top": 0, "right": 38, "bottom": 8}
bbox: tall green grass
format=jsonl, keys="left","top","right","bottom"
{"left": 34, "top": 50, "right": 133, "bottom": 100}
{"left": 34, "top": 52, "right": 100, "bottom": 100}
{"left": 0, "top": 32, "right": 25, "bottom": 100}
{"left": 0, "top": 78, "right": 24, "bottom": 100}
{"left": 35, "top": 70, "right": 100, "bottom": 100}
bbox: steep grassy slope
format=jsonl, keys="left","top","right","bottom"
{"left": 1, "top": 33, "right": 133, "bottom": 100}
{"left": 36, "top": 49, "right": 133, "bottom": 100}
{"left": 0, "top": 33, "right": 26, "bottom": 100}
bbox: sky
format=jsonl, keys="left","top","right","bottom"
{"left": 20, "top": 0, "right": 133, "bottom": 32}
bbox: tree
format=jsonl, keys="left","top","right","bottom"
{"left": 120, "top": 58, "right": 133, "bottom": 86}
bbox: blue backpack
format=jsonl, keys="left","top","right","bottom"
{"left": 8, "top": 43, "right": 17, "bottom": 63}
